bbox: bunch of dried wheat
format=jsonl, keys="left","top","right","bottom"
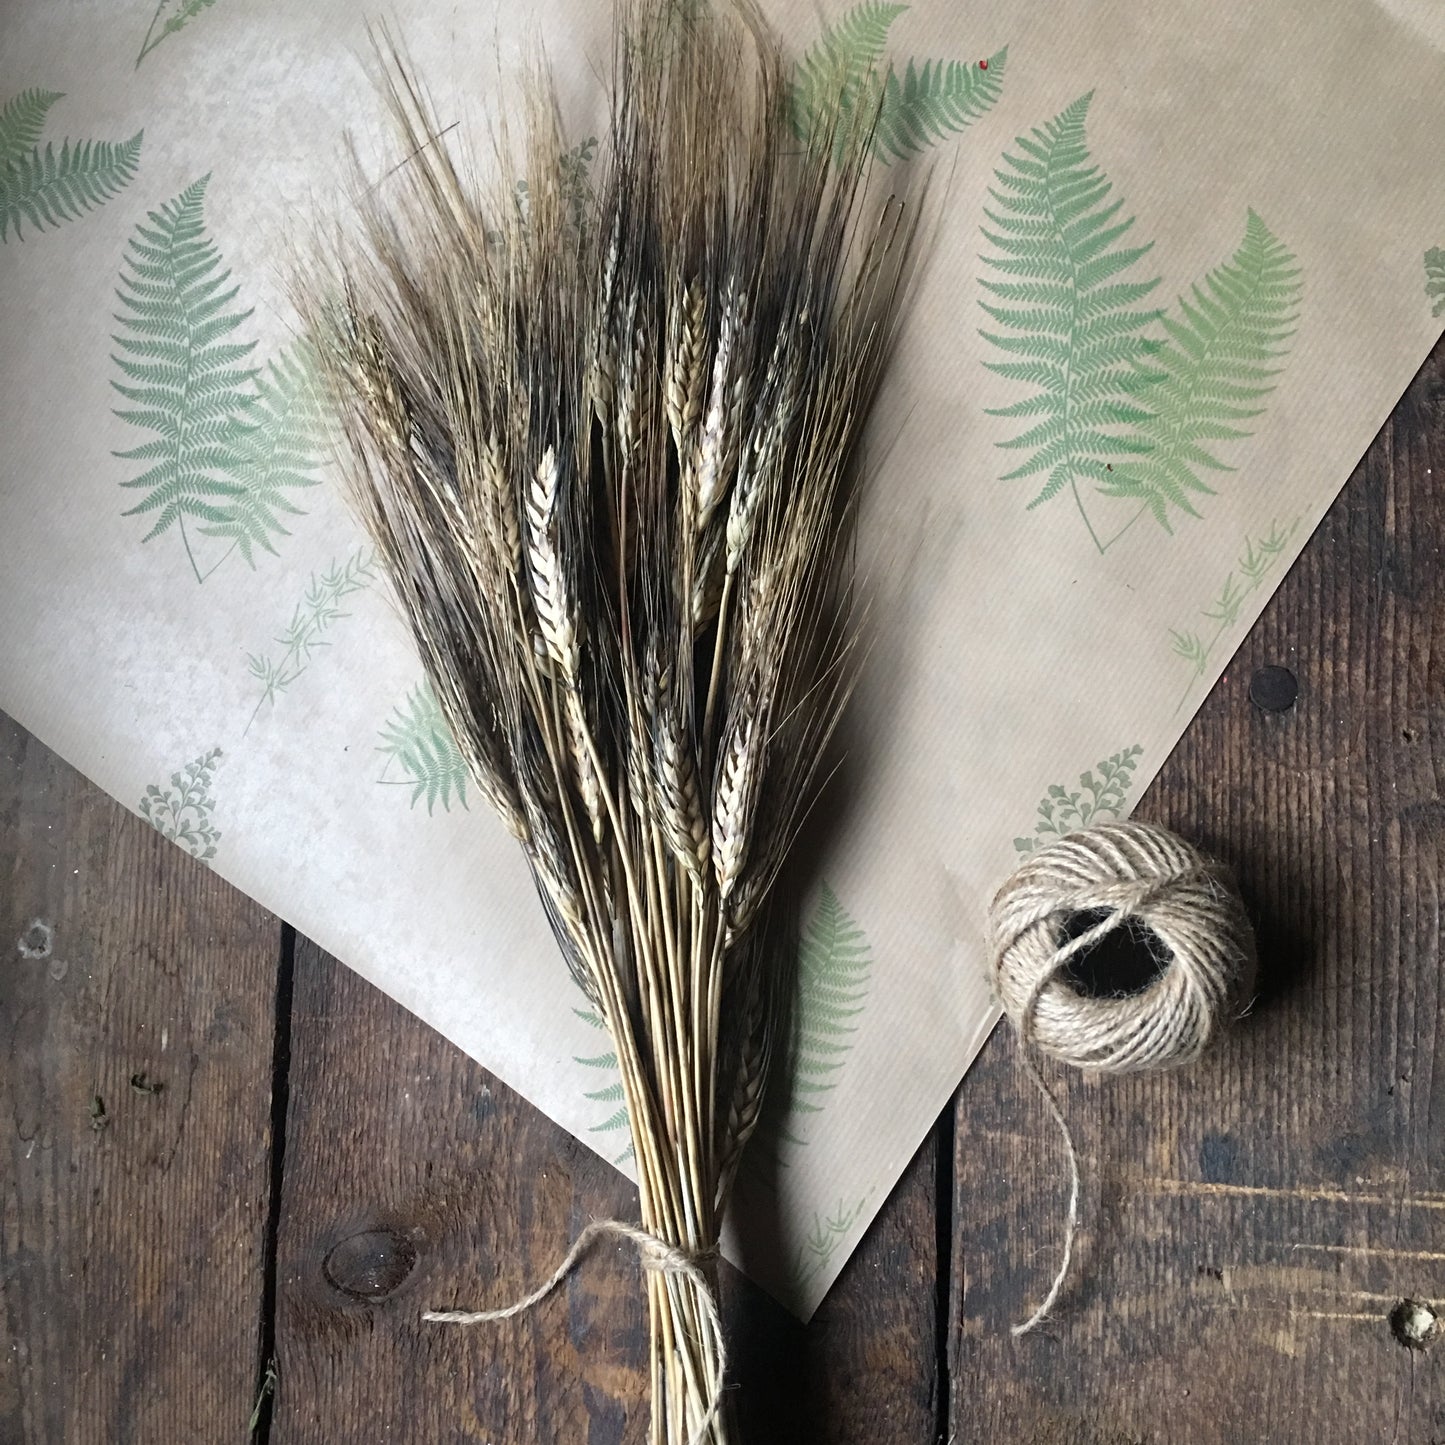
{"left": 307, "top": 5, "right": 916, "bottom": 1440}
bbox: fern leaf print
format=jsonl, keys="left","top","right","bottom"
{"left": 749, "top": 883, "right": 872, "bottom": 1163}
{"left": 873, "top": 51, "right": 1006, "bottom": 162}
{"left": 488, "top": 134, "right": 597, "bottom": 249}
{"left": 113, "top": 176, "right": 257, "bottom": 579}
{"left": 790, "top": 2, "right": 905, "bottom": 141}
{"left": 791, "top": 5, "right": 1005, "bottom": 163}
{"left": 113, "top": 177, "right": 322, "bottom": 582}
{"left": 1426, "top": 247, "right": 1445, "bottom": 318}
{"left": 1014, "top": 744, "right": 1143, "bottom": 854}
{"left": 137, "top": 0, "right": 222, "bottom": 68}
{"left": 376, "top": 684, "right": 470, "bottom": 814}
{"left": 1104, "top": 211, "right": 1302, "bottom": 533}
{"left": 0, "top": 90, "right": 63, "bottom": 165}
{"left": 138, "top": 746, "right": 223, "bottom": 862}
{"left": 980, "top": 92, "right": 1164, "bottom": 551}
{"left": 0, "top": 91, "right": 142, "bottom": 243}
{"left": 200, "top": 342, "right": 327, "bottom": 565}
{"left": 573, "top": 1008, "right": 635, "bottom": 1164}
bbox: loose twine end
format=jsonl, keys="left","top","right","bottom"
{"left": 423, "top": 1218, "right": 726, "bottom": 1444}
{"left": 988, "top": 820, "right": 1257, "bottom": 1336}
{"left": 1008, "top": 1051, "right": 1081, "bottom": 1338}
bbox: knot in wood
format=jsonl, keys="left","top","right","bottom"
{"left": 323, "top": 1228, "right": 418, "bottom": 1301}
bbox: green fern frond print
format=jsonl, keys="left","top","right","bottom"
{"left": 200, "top": 343, "right": 326, "bottom": 563}
{"left": 791, "top": 5, "right": 1006, "bottom": 163}
{"left": 1014, "top": 744, "right": 1143, "bottom": 854}
{"left": 791, "top": 2, "right": 905, "bottom": 139}
{"left": 981, "top": 96, "right": 1305, "bottom": 552}
{"left": 377, "top": 684, "right": 470, "bottom": 814}
{"left": 790, "top": 1196, "right": 869, "bottom": 1293}
{"left": 573, "top": 1007, "right": 634, "bottom": 1164}
{"left": 1426, "top": 247, "right": 1445, "bottom": 318}
{"left": 979, "top": 92, "right": 1164, "bottom": 547}
{"left": 873, "top": 51, "right": 1006, "bottom": 162}
{"left": 113, "top": 176, "right": 257, "bottom": 577}
{"left": 1103, "top": 211, "right": 1301, "bottom": 530}
{"left": 113, "top": 177, "right": 323, "bottom": 582}
{"left": 790, "top": 885, "right": 871, "bottom": 1121}
{"left": 0, "top": 91, "right": 142, "bottom": 243}
{"left": 749, "top": 883, "right": 872, "bottom": 1161}
{"left": 0, "top": 90, "right": 63, "bottom": 165}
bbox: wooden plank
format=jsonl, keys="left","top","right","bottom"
{"left": 730, "top": 1128, "right": 942, "bottom": 1445}
{"left": 0, "top": 715, "right": 281, "bottom": 1443}
{"left": 271, "top": 936, "right": 941, "bottom": 1443}
{"left": 948, "top": 339, "right": 1445, "bottom": 1443}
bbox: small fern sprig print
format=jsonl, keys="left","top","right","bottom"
{"left": 1426, "top": 247, "right": 1445, "bottom": 318}
{"left": 573, "top": 1007, "right": 635, "bottom": 1163}
{"left": 1102, "top": 210, "right": 1302, "bottom": 536}
{"left": 113, "top": 178, "right": 324, "bottom": 582}
{"left": 0, "top": 91, "right": 142, "bottom": 243}
{"left": 979, "top": 91, "right": 1165, "bottom": 551}
{"left": 245, "top": 547, "right": 377, "bottom": 731}
{"left": 531, "top": 135, "right": 597, "bottom": 236}
{"left": 488, "top": 135, "right": 597, "bottom": 250}
{"left": 1014, "top": 744, "right": 1143, "bottom": 854}
{"left": 136, "top": 0, "right": 222, "bottom": 67}
{"left": 790, "top": 1196, "right": 870, "bottom": 1294}
{"left": 790, "top": 5, "right": 1006, "bottom": 164}
{"left": 1169, "top": 518, "right": 1299, "bottom": 713}
{"left": 376, "top": 684, "right": 470, "bottom": 814}
{"left": 139, "top": 746, "right": 222, "bottom": 861}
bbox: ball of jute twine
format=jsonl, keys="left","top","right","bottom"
{"left": 987, "top": 820, "right": 1257, "bottom": 1335}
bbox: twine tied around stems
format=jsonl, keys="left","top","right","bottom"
{"left": 424, "top": 1218, "right": 725, "bottom": 1444}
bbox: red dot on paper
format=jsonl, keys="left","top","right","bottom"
{"left": 979, "top": 59, "right": 988, "bottom": 69}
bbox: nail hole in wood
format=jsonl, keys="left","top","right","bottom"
{"left": 1389, "top": 1298, "right": 1438, "bottom": 1350}
{"left": 1249, "top": 665, "right": 1298, "bottom": 714}
{"left": 17, "top": 919, "right": 52, "bottom": 960}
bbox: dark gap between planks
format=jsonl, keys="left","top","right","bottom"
{"left": 252, "top": 922, "right": 297, "bottom": 1442}
{"left": 934, "top": 1103, "right": 957, "bottom": 1442}
{"left": 243, "top": 925, "right": 960, "bottom": 1442}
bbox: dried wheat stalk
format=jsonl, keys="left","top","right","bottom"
{"left": 306, "top": 5, "right": 916, "bottom": 1440}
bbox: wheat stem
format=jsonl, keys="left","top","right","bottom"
{"left": 307, "top": 6, "right": 917, "bottom": 1435}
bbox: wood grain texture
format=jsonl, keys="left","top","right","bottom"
{"left": 271, "top": 932, "right": 645, "bottom": 1444}
{"left": 0, "top": 715, "right": 280, "bottom": 1444}
{"left": 271, "top": 936, "right": 940, "bottom": 1444}
{"left": 6, "top": 344, "right": 1443, "bottom": 1445}
{"left": 725, "top": 1127, "right": 941, "bottom": 1444}
{"left": 949, "top": 339, "right": 1445, "bottom": 1444}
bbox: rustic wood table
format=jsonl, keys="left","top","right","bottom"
{"left": 4, "top": 339, "right": 1443, "bottom": 1445}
